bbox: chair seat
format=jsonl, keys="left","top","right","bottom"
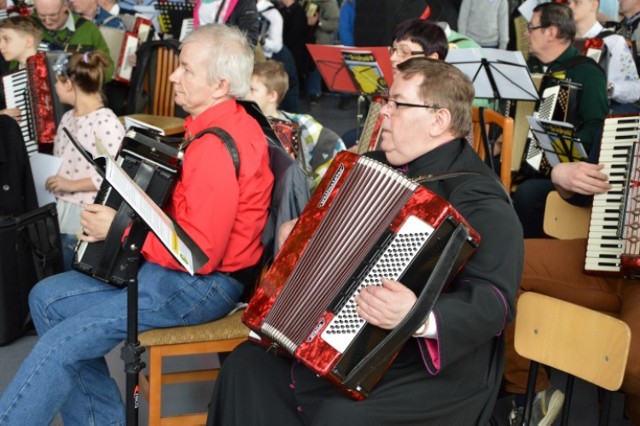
{"left": 138, "top": 309, "right": 248, "bottom": 347}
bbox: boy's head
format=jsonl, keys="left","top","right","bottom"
{"left": 247, "top": 60, "right": 289, "bottom": 115}
{"left": 0, "top": 16, "right": 42, "bottom": 64}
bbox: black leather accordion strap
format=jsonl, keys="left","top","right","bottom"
{"left": 342, "top": 223, "right": 470, "bottom": 391}
{"left": 93, "top": 162, "right": 155, "bottom": 280}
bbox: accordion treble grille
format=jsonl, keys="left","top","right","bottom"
{"left": 262, "top": 157, "right": 416, "bottom": 352}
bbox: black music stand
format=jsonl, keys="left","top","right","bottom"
{"left": 62, "top": 129, "right": 208, "bottom": 426}
{"left": 445, "top": 48, "right": 539, "bottom": 102}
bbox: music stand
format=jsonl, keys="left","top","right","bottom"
{"left": 306, "top": 44, "right": 393, "bottom": 95}
{"left": 306, "top": 45, "right": 392, "bottom": 140}
{"left": 446, "top": 48, "right": 539, "bottom": 102}
{"left": 62, "top": 129, "right": 208, "bottom": 426}
{"left": 526, "top": 116, "right": 587, "bottom": 166}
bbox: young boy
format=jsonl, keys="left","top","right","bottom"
{"left": 0, "top": 16, "right": 42, "bottom": 119}
{"left": 247, "top": 59, "right": 346, "bottom": 185}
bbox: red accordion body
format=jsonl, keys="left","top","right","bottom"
{"left": 242, "top": 152, "right": 480, "bottom": 399}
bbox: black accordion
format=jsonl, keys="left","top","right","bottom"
{"left": 73, "top": 127, "right": 182, "bottom": 287}
{"left": 521, "top": 76, "right": 582, "bottom": 176}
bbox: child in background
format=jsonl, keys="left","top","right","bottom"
{"left": 246, "top": 59, "right": 345, "bottom": 186}
{"left": 45, "top": 51, "right": 125, "bottom": 269}
{"left": 0, "top": 16, "right": 42, "bottom": 120}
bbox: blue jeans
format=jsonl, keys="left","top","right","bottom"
{"left": 0, "top": 261, "right": 243, "bottom": 426}
{"left": 61, "top": 233, "right": 78, "bottom": 271}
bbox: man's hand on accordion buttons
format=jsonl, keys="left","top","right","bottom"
{"left": 550, "top": 162, "right": 611, "bottom": 198}
{"left": 355, "top": 278, "right": 418, "bottom": 330}
{"left": 79, "top": 204, "right": 117, "bottom": 242}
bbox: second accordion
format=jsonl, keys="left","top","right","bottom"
{"left": 242, "top": 152, "right": 480, "bottom": 399}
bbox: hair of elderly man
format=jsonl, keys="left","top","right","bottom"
{"left": 391, "top": 19, "right": 449, "bottom": 61}
{"left": 533, "top": 2, "right": 576, "bottom": 43}
{"left": 396, "top": 57, "right": 474, "bottom": 139}
{"left": 182, "top": 23, "right": 255, "bottom": 99}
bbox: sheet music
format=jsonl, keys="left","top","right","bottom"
{"left": 527, "top": 116, "right": 587, "bottom": 167}
{"left": 104, "top": 155, "right": 200, "bottom": 274}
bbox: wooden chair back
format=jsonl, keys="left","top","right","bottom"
{"left": 148, "top": 46, "right": 180, "bottom": 117}
{"left": 515, "top": 292, "right": 630, "bottom": 391}
{"left": 542, "top": 191, "right": 591, "bottom": 239}
{"left": 471, "top": 106, "right": 514, "bottom": 190}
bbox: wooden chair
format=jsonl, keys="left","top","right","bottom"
{"left": 137, "top": 309, "right": 249, "bottom": 426}
{"left": 126, "top": 40, "right": 187, "bottom": 118}
{"left": 471, "top": 106, "right": 514, "bottom": 191}
{"left": 514, "top": 292, "right": 631, "bottom": 426}
{"left": 542, "top": 191, "right": 591, "bottom": 239}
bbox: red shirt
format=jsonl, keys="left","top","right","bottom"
{"left": 142, "top": 99, "right": 274, "bottom": 274}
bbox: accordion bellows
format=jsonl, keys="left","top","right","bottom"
{"left": 243, "top": 152, "right": 480, "bottom": 399}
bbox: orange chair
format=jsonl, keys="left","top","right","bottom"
{"left": 471, "top": 106, "right": 514, "bottom": 191}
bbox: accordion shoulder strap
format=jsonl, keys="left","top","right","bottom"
{"left": 183, "top": 127, "right": 240, "bottom": 179}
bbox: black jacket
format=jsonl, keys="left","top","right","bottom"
{"left": 0, "top": 115, "right": 38, "bottom": 218}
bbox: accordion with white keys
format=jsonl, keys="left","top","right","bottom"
{"left": 585, "top": 114, "right": 640, "bottom": 277}
{"left": 242, "top": 152, "right": 480, "bottom": 399}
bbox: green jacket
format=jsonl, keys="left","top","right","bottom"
{"left": 543, "top": 45, "right": 609, "bottom": 153}
{"left": 34, "top": 13, "right": 114, "bottom": 81}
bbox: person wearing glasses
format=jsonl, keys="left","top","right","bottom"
{"left": 512, "top": 2, "right": 608, "bottom": 239}
{"left": 32, "top": 0, "right": 114, "bottom": 80}
{"left": 506, "top": 3, "right": 610, "bottom": 424}
{"left": 389, "top": 19, "right": 449, "bottom": 77}
{"left": 207, "top": 57, "right": 523, "bottom": 426}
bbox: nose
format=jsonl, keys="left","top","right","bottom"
{"left": 169, "top": 67, "right": 179, "bottom": 83}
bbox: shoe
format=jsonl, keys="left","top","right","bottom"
{"left": 508, "top": 402, "right": 523, "bottom": 426}
{"left": 531, "top": 387, "right": 564, "bottom": 426}
{"left": 309, "top": 95, "right": 320, "bottom": 106}
{"left": 508, "top": 387, "right": 564, "bottom": 426}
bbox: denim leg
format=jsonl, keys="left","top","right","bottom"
{"left": 60, "top": 233, "right": 78, "bottom": 272}
{"left": 0, "top": 261, "right": 243, "bottom": 426}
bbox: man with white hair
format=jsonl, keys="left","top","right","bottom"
{"left": 0, "top": 23, "right": 273, "bottom": 425}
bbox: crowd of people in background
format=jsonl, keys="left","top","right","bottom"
{"left": 0, "top": 0, "right": 639, "bottom": 425}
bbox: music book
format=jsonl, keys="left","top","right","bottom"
{"left": 306, "top": 44, "right": 393, "bottom": 94}
{"left": 526, "top": 116, "right": 588, "bottom": 167}
{"left": 62, "top": 127, "right": 208, "bottom": 275}
{"left": 341, "top": 50, "right": 389, "bottom": 95}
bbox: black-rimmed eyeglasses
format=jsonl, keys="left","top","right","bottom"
{"left": 526, "top": 24, "right": 548, "bottom": 32}
{"left": 380, "top": 94, "right": 441, "bottom": 113}
{"left": 388, "top": 45, "right": 426, "bottom": 58}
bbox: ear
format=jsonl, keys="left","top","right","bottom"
{"left": 267, "top": 88, "right": 279, "bottom": 104}
{"left": 429, "top": 108, "right": 452, "bottom": 138}
{"left": 546, "top": 24, "right": 559, "bottom": 41}
{"left": 427, "top": 52, "right": 439, "bottom": 60}
{"left": 212, "top": 78, "right": 231, "bottom": 97}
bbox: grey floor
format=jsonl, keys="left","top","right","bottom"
{"left": 0, "top": 93, "right": 634, "bottom": 425}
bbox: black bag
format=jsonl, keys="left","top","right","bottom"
{"left": 0, "top": 203, "right": 64, "bottom": 345}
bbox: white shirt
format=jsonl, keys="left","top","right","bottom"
{"left": 257, "top": 0, "right": 283, "bottom": 58}
{"left": 583, "top": 21, "right": 640, "bottom": 104}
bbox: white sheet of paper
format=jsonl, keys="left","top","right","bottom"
{"left": 29, "top": 153, "right": 61, "bottom": 207}
{"left": 518, "top": 0, "right": 549, "bottom": 22}
{"left": 104, "top": 155, "right": 196, "bottom": 274}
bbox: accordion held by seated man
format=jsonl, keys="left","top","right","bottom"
{"left": 73, "top": 127, "right": 183, "bottom": 287}
{"left": 242, "top": 152, "right": 481, "bottom": 400}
